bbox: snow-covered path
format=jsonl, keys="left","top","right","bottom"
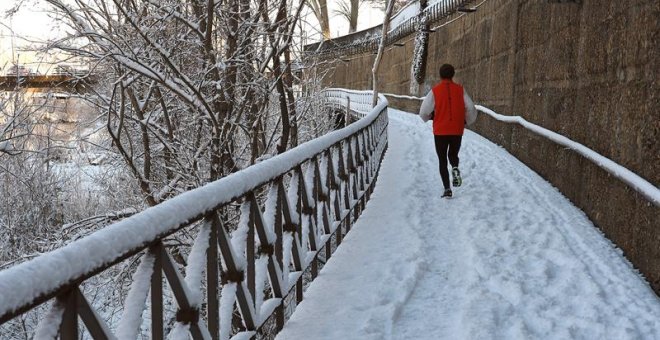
{"left": 276, "top": 109, "right": 660, "bottom": 340}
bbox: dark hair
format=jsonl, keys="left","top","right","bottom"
{"left": 439, "top": 64, "right": 455, "bottom": 79}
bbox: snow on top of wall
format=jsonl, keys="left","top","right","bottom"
{"left": 429, "top": 0, "right": 455, "bottom": 5}
{"left": 389, "top": 1, "right": 421, "bottom": 31}
{"left": 0, "top": 94, "right": 388, "bottom": 318}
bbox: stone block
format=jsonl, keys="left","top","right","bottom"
{"left": 491, "top": 6, "right": 517, "bottom": 56}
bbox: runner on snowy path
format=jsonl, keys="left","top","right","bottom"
{"left": 419, "top": 64, "right": 477, "bottom": 198}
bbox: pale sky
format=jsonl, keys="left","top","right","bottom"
{"left": 0, "top": 0, "right": 67, "bottom": 73}
{"left": 0, "top": 0, "right": 385, "bottom": 73}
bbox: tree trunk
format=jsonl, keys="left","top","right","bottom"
{"left": 372, "top": 0, "right": 396, "bottom": 106}
{"left": 349, "top": 0, "right": 359, "bottom": 33}
{"left": 318, "top": 0, "right": 331, "bottom": 39}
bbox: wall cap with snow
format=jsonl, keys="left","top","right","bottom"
{"left": 304, "top": 0, "right": 473, "bottom": 59}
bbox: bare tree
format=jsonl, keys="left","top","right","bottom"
{"left": 333, "top": 0, "right": 360, "bottom": 33}
{"left": 1, "top": 0, "right": 338, "bottom": 336}
{"left": 41, "top": 0, "right": 314, "bottom": 207}
{"left": 372, "top": 0, "right": 396, "bottom": 106}
{"left": 0, "top": 89, "right": 39, "bottom": 156}
{"left": 334, "top": 0, "right": 409, "bottom": 36}
{"left": 306, "top": 0, "right": 332, "bottom": 39}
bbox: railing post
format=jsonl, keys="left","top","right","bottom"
{"left": 299, "top": 165, "right": 318, "bottom": 252}
{"left": 362, "top": 131, "right": 371, "bottom": 186}
{"left": 337, "top": 141, "right": 351, "bottom": 231}
{"left": 313, "top": 155, "right": 333, "bottom": 262}
{"left": 348, "top": 137, "right": 359, "bottom": 212}
{"left": 213, "top": 215, "right": 257, "bottom": 331}
{"left": 159, "top": 246, "right": 212, "bottom": 339}
{"left": 275, "top": 182, "right": 284, "bottom": 270}
{"left": 345, "top": 97, "right": 351, "bottom": 127}
{"left": 58, "top": 290, "right": 77, "bottom": 340}
{"left": 327, "top": 149, "right": 342, "bottom": 247}
{"left": 207, "top": 218, "right": 219, "bottom": 340}
{"left": 275, "top": 181, "right": 286, "bottom": 333}
{"left": 294, "top": 170, "right": 303, "bottom": 247}
{"left": 247, "top": 200, "right": 256, "bottom": 307}
{"left": 76, "top": 288, "right": 113, "bottom": 340}
{"left": 150, "top": 244, "right": 164, "bottom": 340}
{"left": 293, "top": 169, "right": 305, "bottom": 299}
{"left": 248, "top": 191, "right": 284, "bottom": 299}
{"left": 313, "top": 157, "right": 331, "bottom": 235}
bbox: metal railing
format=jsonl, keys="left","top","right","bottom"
{"left": 305, "top": 0, "right": 472, "bottom": 59}
{"left": 323, "top": 88, "right": 376, "bottom": 116}
{"left": 0, "top": 91, "right": 390, "bottom": 339}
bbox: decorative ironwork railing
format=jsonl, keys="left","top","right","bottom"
{"left": 304, "top": 0, "right": 472, "bottom": 59}
{"left": 323, "top": 88, "right": 376, "bottom": 116}
{"left": 0, "top": 90, "right": 390, "bottom": 339}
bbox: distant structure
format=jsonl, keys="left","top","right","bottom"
{"left": 0, "top": 64, "right": 95, "bottom": 92}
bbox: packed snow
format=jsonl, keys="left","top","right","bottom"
{"left": 184, "top": 223, "right": 211, "bottom": 307}
{"left": 277, "top": 109, "right": 660, "bottom": 340}
{"left": 389, "top": 1, "right": 421, "bottom": 31}
{"left": 116, "top": 253, "right": 154, "bottom": 339}
{"left": 220, "top": 283, "right": 237, "bottom": 340}
{"left": 33, "top": 301, "right": 65, "bottom": 339}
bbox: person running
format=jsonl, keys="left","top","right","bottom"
{"left": 419, "top": 64, "right": 477, "bottom": 198}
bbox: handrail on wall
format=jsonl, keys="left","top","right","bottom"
{"left": 382, "top": 92, "right": 659, "bottom": 206}
{"left": 0, "top": 90, "right": 390, "bottom": 339}
{"left": 473, "top": 105, "right": 660, "bottom": 206}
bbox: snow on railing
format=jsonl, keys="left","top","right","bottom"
{"left": 322, "top": 88, "right": 382, "bottom": 117}
{"left": 0, "top": 90, "right": 390, "bottom": 339}
{"left": 474, "top": 105, "right": 660, "bottom": 206}
{"left": 381, "top": 91, "right": 659, "bottom": 206}
{"left": 305, "top": 0, "right": 472, "bottom": 58}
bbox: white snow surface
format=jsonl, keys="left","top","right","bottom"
{"left": 388, "top": 1, "right": 420, "bottom": 31}
{"left": 116, "top": 253, "right": 155, "bottom": 340}
{"left": 184, "top": 223, "right": 211, "bottom": 307}
{"left": 220, "top": 283, "right": 237, "bottom": 340}
{"left": 277, "top": 109, "right": 660, "bottom": 340}
{"left": 33, "top": 301, "right": 65, "bottom": 340}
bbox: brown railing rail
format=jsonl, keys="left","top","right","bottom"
{"left": 0, "top": 91, "right": 389, "bottom": 339}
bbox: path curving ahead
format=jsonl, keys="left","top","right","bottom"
{"left": 276, "top": 109, "right": 660, "bottom": 340}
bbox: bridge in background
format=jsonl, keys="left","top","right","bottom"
{"left": 0, "top": 74, "right": 97, "bottom": 91}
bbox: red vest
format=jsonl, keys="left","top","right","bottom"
{"left": 432, "top": 80, "right": 466, "bottom": 135}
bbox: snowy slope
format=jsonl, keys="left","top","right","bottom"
{"left": 276, "top": 109, "right": 660, "bottom": 340}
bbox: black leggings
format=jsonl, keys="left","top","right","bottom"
{"left": 434, "top": 135, "right": 462, "bottom": 189}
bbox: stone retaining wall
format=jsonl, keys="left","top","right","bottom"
{"left": 314, "top": 0, "right": 660, "bottom": 292}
